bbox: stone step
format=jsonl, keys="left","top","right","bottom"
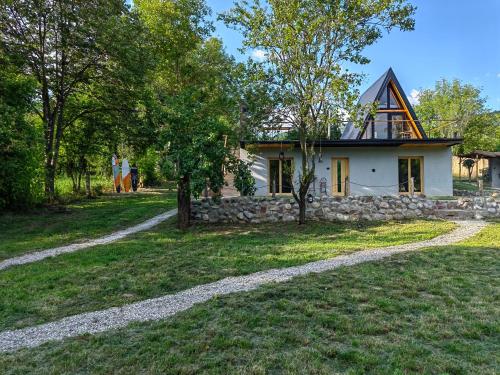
{"left": 434, "top": 209, "right": 480, "bottom": 219}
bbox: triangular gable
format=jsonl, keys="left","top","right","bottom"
{"left": 354, "top": 68, "right": 427, "bottom": 140}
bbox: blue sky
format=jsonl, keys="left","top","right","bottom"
{"left": 207, "top": 0, "right": 500, "bottom": 110}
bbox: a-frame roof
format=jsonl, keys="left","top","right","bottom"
{"left": 341, "top": 68, "right": 427, "bottom": 139}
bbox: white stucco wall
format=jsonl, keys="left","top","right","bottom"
{"left": 242, "top": 146, "right": 453, "bottom": 197}
{"left": 491, "top": 158, "right": 500, "bottom": 189}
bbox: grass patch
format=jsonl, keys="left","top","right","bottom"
{"left": 0, "top": 220, "right": 454, "bottom": 331}
{"left": 0, "top": 189, "right": 176, "bottom": 260}
{"left": 454, "top": 178, "right": 494, "bottom": 192}
{"left": 1, "top": 224, "right": 498, "bottom": 374}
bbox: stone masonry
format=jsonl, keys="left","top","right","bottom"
{"left": 191, "top": 195, "right": 500, "bottom": 223}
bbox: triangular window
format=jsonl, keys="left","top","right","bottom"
{"left": 389, "top": 87, "right": 401, "bottom": 109}
{"left": 378, "top": 91, "right": 388, "bottom": 108}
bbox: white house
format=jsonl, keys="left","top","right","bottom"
{"left": 240, "top": 68, "right": 461, "bottom": 197}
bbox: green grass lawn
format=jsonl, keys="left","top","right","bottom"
{"left": 0, "top": 220, "right": 454, "bottom": 331}
{"left": 0, "top": 189, "right": 176, "bottom": 260}
{"left": 1, "top": 223, "right": 498, "bottom": 374}
{"left": 454, "top": 178, "right": 494, "bottom": 192}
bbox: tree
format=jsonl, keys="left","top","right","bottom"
{"left": 0, "top": 0, "right": 144, "bottom": 201}
{"left": 462, "top": 158, "right": 475, "bottom": 182}
{"left": 0, "top": 49, "right": 43, "bottom": 209}
{"left": 461, "top": 112, "right": 500, "bottom": 155}
{"left": 136, "top": 0, "right": 240, "bottom": 229}
{"left": 415, "top": 79, "right": 486, "bottom": 140}
{"left": 222, "top": 0, "right": 416, "bottom": 224}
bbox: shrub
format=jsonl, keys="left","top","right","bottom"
{"left": 234, "top": 160, "right": 256, "bottom": 196}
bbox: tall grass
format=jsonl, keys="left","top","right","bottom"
{"left": 54, "top": 174, "right": 112, "bottom": 202}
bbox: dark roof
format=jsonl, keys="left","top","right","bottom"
{"left": 241, "top": 138, "right": 462, "bottom": 148}
{"left": 460, "top": 150, "right": 500, "bottom": 159}
{"left": 341, "top": 68, "right": 427, "bottom": 140}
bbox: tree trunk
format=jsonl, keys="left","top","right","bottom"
{"left": 298, "top": 192, "right": 306, "bottom": 224}
{"left": 45, "top": 160, "right": 56, "bottom": 202}
{"left": 85, "top": 170, "right": 91, "bottom": 198}
{"left": 177, "top": 175, "right": 191, "bottom": 230}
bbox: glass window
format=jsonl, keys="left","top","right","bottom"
{"left": 374, "top": 113, "right": 388, "bottom": 139}
{"left": 269, "top": 159, "right": 279, "bottom": 194}
{"left": 378, "top": 90, "right": 388, "bottom": 108}
{"left": 361, "top": 120, "right": 373, "bottom": 139}
{"left": 399, "top": 157, "right": 423, "bottom": 193}
{"left": 282, "top": 159, "right": 292, "bottom": 193}
{"left": 398, "top": 159, "right": 409, "bottom": 192}
{"left": 269, "top": 159, "right": 293, "bottom": 194}
{"left": 389, "top": 88, "right": 400, "bottom": 109}
{"left": 411, "top": 158, "right": 421, "bottom": 191}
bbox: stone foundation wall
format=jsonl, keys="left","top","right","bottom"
{"left": 191, "top": 195, "right": 500, "bottom": 223}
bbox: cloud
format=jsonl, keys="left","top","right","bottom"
{"left": 497, "top": 73, "right": 500, "bottom": 78}
{"left": 251, "top": 49, "right": 267, "bottom": 61}
{"left": 408, "top": 89, "right": 420, "bottom": 105}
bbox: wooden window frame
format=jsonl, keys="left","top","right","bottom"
{"left": 398, "top": 156, "right": 424, "bottom": 195}
{"left": 268, "top": 158, "right": 294, "bottom": 195}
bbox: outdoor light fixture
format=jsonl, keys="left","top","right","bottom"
{"left": 279, "top": 151, "right": 285, "bottom": 161}
{"left": 318, "top": 152, "right": 323, "bottom": 163}
{"left": 307, "top": 194, "right": 314, "bottom": 203}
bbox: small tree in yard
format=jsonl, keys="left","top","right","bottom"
{"left": 222, "top": 0, "right": 416, "bottom": 224}
{"left": 462, "top": 158, "right": 475, "bottom": 182}
{"left": 137, "top": 0, "right": 240, "bottom": 229}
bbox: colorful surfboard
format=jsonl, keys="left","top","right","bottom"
{"left": 122, "top": 159, "right": 131, "bottom": 193}
{"left": 112, "top": 154, "right": 121, "bottom": 193}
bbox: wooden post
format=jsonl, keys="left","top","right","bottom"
{"left": 272, "top": 179, "right": 276, "bottom": 198}
{"left": 344, "top": 176, "right": 349, "bottom": 196}
{"left": 475, "top": 157, "right": 479, "bottom": 182}
{"left": 409, "top": 177, "right": 415, "bottom": 196}
{"left": 458, "top": 156, "right": 462, "bottom": 181}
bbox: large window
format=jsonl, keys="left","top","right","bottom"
{"left": 391, "top": 114, "right": 415, "bottom": 139}
{"left": 374, "top": 113, "right": 388, "bottom": 139}
{"left": 269, "top": 159, "right": 293, "bottom": 194}
{"left": 398, "top": 157, "right": 423, "bottom": 193}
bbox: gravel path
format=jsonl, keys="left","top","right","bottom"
{"left": 0, "top": 220, "right": 486, "bottom": 353}
{"left": 0, "top": 209, "right": 177, "bottom": 271}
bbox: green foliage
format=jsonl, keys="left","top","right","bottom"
{"left": 0, "top": 0, "right": 149, "bottom": 200}
{"left": 234, "top": 160, "right": 256, "bottom": 196}
{"left": 462, "top": 158, "right": 475, "bottom": 169}
{"left": 136, "top": 1, "right": 242, "bottom": 227}
{"left": 415, "top": 79, "right": 499, "bottom": 155}
{"left": 137, "top": 148, "right": 162, "bottom": 186}
{"left": 461, "top": 112, "right": 500, "bottom": 154}
{"left": 0, "top": 52, "right": 43, "bottom": 209}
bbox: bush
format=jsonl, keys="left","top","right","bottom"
{"left": 234, "top": 160, "right": 256, "bottom": 196}
{"left": 137, "top": 148, "right": 161, "bottom": 186}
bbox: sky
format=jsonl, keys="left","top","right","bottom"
{"left": 206, "top": 0, "right": 500, "bottom": 110}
